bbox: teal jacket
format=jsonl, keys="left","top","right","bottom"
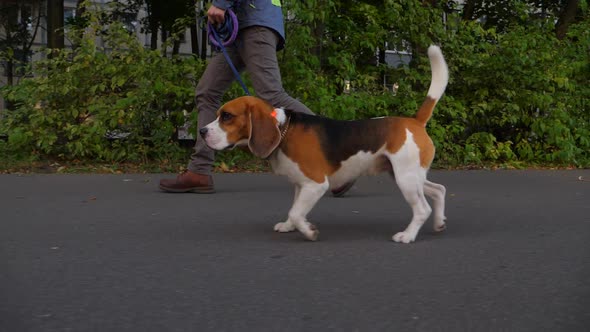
{"left": 212, "top": 0, "right": 285, "bottom": 50}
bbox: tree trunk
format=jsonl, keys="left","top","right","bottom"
{"left": 311, "top": 21, "right": 324, "bottom": 60}
{"left": 76, "top": 0, "right": 85, "bottom": 17}
{"left": 150, "top": 27, "right": 158, "bottom": 50}
{"left": 190, "top": 18, "right": 199, "bottom": 55}
{"left": 555, "top": 0, "right": 580, "bottom": 40}
{"left": 146, "top": 1, "right": 159, "bottom": 50}
{"left": 172, "top": 40, "right": 180, "bottom": 55}
{"left": 200, "top": 19, "right": 207, "bottom": 60}
{"left": 73, "top": 0, "right": 86, "bottom": 48}
{"left": 200, "top": 0, "right": 210, "bottom": 59}
{"left": 26, "top": 0, "right": 43, "bottom": 52}
{"left": 6, "top": 59, "right": 14, "bottom": 86}
{"left": 161, "top": 28, "right": 168, "bottom": 56}
{"left": 462, "top": 0, "right": 477, "bottom": 20}
{"left": 47, "top": 0, "right": 64, "bottom": 53}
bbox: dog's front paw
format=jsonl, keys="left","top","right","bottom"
{"left": 302, "top": 224, "right": 319, "bottom": 242}
{"left": 433, "top": 218, "right": 447, "bottom": 232}
{"left": 274, "top": 221, "right": 296, "bottom": 233}
{"left": 392, "top": 231, "right": 416, "bottom": 244}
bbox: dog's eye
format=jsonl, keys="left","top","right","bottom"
{"left": 220, "top": 111, "right": 234, "bottom": 122}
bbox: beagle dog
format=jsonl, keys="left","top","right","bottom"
{"left": 200, "top": 45, "right": 449, "bottom": 243}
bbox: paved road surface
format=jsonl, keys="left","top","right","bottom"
{"left": 1, "top": 170, "right": 589, "bottom": 331}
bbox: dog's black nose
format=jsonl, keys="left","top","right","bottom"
{"left": 199, "top": 127, "right": 208, "bottom": 137}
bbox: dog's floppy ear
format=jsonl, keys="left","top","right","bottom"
{"left": 247, "top": 102, "right": 281, "bottom": 159}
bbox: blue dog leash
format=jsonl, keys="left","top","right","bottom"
{"left": 207, "top": 7, "right": 251, "bottom": 96}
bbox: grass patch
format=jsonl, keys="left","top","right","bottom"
{"left": 0, "top": 139, "right": 583, "bottom": 174}
{"left": 0, "top": 144, "right": 270, "bottom": 174}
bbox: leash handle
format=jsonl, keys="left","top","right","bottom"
{"left": 207, "top": 8, "right": 239, "bottom": 48}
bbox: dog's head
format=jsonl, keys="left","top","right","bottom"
{"left": 200, "top": 96, "right": 283, "bottom": 159}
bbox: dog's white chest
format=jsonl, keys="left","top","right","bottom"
{"left": 269, "top": 149, "right": 385, "bottom": 189}
{"left": 269, "top": 150, "right": 315, "bottom": 184}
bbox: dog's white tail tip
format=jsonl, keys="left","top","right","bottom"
{"left": 426, "top": 45, "right": 449, "bottom": 101}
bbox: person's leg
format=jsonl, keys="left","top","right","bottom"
{"left": 189, "top": 49, "right": 245, "bottom": 175}
{"left": 237, "top": 27, "right": 314, "bottom": 115}
{"left": 159, "top": 47, "right": 244, "bottom": 193}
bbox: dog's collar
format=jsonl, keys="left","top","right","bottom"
{"left": 265, "top": 110, "right": 290, "bottom": 159}
{"left": 279, "top": 114, "right": 291, "bottom": 142}
{"left": 271, "top": 109, "right": 290, "bottom": 143}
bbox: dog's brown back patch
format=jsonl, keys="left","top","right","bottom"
{"left": 282, "top": 123, "right": 336, "bottom": 183}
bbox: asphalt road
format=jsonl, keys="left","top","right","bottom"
{"left": 1, "top": 170, "right": 589, "bottom": 332}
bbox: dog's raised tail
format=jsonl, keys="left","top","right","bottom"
{"left": 415, "top": 45, "right": 449, "bottom": 125}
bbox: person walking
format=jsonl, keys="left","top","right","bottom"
{"left": 159, "top": 0, "right": 353, "bottom": 197}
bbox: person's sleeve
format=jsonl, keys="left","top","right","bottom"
{"left": 212, "top": 0, "right": 235, "bottom": 10}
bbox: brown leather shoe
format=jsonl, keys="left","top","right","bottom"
{"left": 331, "top": 180, "right": 355, "bottom": 197}
{"left": 159, "top": 171, "right": 215, "bottom": 193}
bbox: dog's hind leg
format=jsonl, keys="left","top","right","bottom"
{"left": 424, "top": 180, "right": 447, "bottom": 232}
{"left": 392, "top": 170, "right": 431, "bottom": 243}
{"left": 388, "top": 149, "right": 432, "bottom": 243}
{"left": 284, "top": 180, "right": 329, "bottom": 241}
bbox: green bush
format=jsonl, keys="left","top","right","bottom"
{"left": 1, "top": 1, "right": 588, "bottom": 169}
{"left": 1, "top": 17, "right": 203, "bottom": 164}
{"left": 280, "top": 1, "right": 589, "bottom": 167}
{"left": 441, "top": 20, "right": 590, "bottom": 166}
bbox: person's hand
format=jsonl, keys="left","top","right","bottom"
{"left": 207, "top": 5, "right": 226, "bottom": 26}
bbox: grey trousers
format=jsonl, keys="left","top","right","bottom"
{"left": 188, "top": 26, "right": 314, "bottom": 175}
